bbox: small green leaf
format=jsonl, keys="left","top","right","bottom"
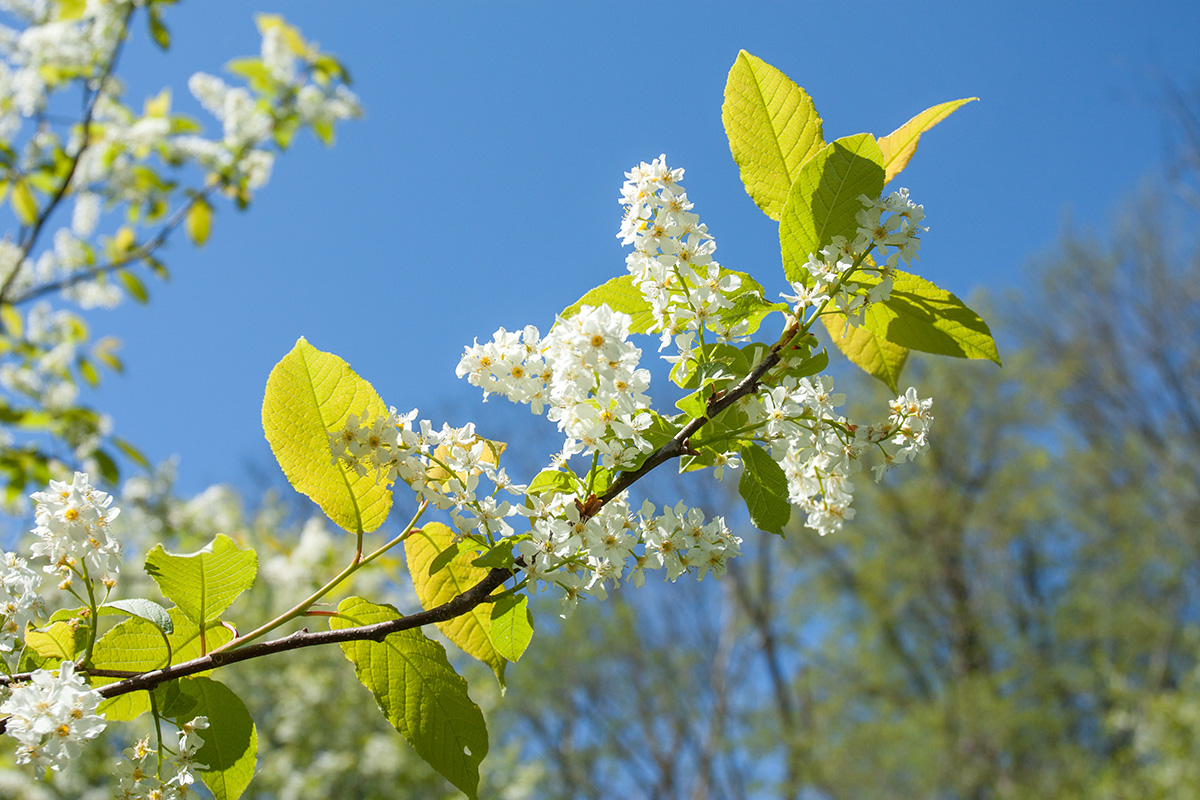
{"left": 11, "top": 180, "right": 36, "bottom": 225}
{"left": 333, "top": 597, "right": 488, "bottom": 800}
{"left": 738, "top": 443, "right": 791, "bottom": 536}
{"left": 406, "top": 523, "right": 505, "bottom": 686}
{"left": 92, "top": 448, "right": 119, "bottom": 484}
{"left": 262, "top": 338, "right": 393, "bottom": 533}
{"left": 147, "top": 7, "right": 170, "bottom": 49}
{"left": 163, "top": 677, "right": 257, "bottom": 800}
{"left": 779, "top": 134, "right": 885, "bottom": 285}
{"left": 117, "top": 268, "right": 149, "bottom": 304}
{"left": 879, "top": 98, "right": 977, "bottom": 184}
{"left": 525, "top": 468, "right": 575, "bottom": 497}
{"left": 21, "top": 621, "right": 84, "bottom": 670}
{"left": 112, "top": 436, "right": 149, "bottom": 470}
{"left": 722, "top": 50, "right": 825, "bottom": 221}
{"left": 101, "top": 599, "right": 174, "bottom": 635}
{"left": 489, "top": 594, "right": 533, "bottom": 662}
{"left": 186, "top": 197, "right": 212, "bottom": 246}
{"left": 144, "top": 534, "right": 257, "bottom": 626}
{"left": 560, "top": 274, "right": 656, "bottom": 334}
{"left": 777, "top": 347, "right": 829, "bottom": 381}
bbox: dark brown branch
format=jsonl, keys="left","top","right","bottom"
{"left": 89, "top": 566, "right": 513, "bottom": 699}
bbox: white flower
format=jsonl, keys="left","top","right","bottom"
{"left": 28, "top": 471, "right": 121, "bottom": 580}
{"left": 1, "top": 660, "right": 106, "bottom": 771}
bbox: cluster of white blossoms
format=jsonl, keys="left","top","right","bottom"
{"left": 457, "top": 304, "right": 655, "bottom": 469}
{"left": 783, "top": 188, "right": 928, "bottom": 329}
{"left": 738, "top": 373, "right": 934, "bottom": 536}
{"left": 29, "top": 471, "right": 122, "bottom": 588}
{"left": 518, "top": 492, "right": 742, "bottom": 616}
{"left": 0, "top": 551, "right": 42, "bottom": 657}
{"left": 619, "top": 155, "right": 748, "bottom": 354}
{"left": 0, "top": 660, "right": 106, "bottom": 771}
{"left": 330, "top": 411, "right": 527, "bottom": 539}
{"left": 115, "top": 716, "right": 210, "bottom": 800}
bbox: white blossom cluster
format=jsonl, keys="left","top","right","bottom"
{"left": 0, "top": 550, "right": 42, "bottom": 658}
{"left": 115, "top": 716, "right": 210, "bottom": 800}
{"left": 0, "top": 659, "right": 106, "bottom": 771}
{"left": 457, "top": 304, "right": 655, "bottom": 470}
{"left": 619, "top": 154, "right": 747, "bottom": 354}
{"left": 330, "top": 411, "right": 527, "bottom": 540}
{"left": 783, "top": 188, "right": 927, "bottom": 328}
{"left": 29, "top": 470, "right": 121, "bottom": 588}
{"left": 519, "top": 492, "right": 742, "bottom": 617}
{"left": 740, "top": 374, "right": 934, "bottom": 536}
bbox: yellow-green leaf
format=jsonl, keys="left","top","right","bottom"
{"left": 22, "top": 621, "right": 83, "bottom": 668}
{"left": 822, "top": 313, "right": 909, "bottom": 393}
{"left": 262, "top": 338, "right": 392, "bottom": 533}
{"left": 879, "top": 98, "right": 978, "bottom": 184}
{"left": 186, "top": 197, "right": 212, "bottom": 246}
{"left": 333, "top": 597, "right": 488, "bottom": 800}
{"left": 560, "top": 274, "right": 655, "bottom": 334}
{"left": 92, "top": 617, "right": 170, "bottom": 721}
{"left": 861, "top": 270, "right": 1001, "bottom": 364}
{"left": 722, "top": 50, "right": 825, "bottom": 221}
{"left": 405, "top": 522, "right": 505, "bottom": 686}
{"left": 11, "top": 180, "right": 36, "bottom": 225}
{"left": 780, "top": 133, "right": 885, "bottom": 284}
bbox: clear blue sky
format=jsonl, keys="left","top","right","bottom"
{"left": 82, "top": 1, "right": 1198, "bottom": 496}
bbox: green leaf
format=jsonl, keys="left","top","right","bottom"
{"left": 113, "top": 436, "right": 149, "bottom": 470}
{"left": 147, "top": 6, "right": 170, "bottom": 49}
{"left": 560, "top": 274, "right": 655, "bottom": 334}
{"left": 77, "top": 355, "right": 100, "bottom": 387}
{"left": 879, "top": 98, "right": 977, "bottom": 184}
{"left": 779, "top": 133, "right": 885, "bottom": 285}
{"left": 861, "top": 270, "right": 1001, "bottom": 364}
{"left": 186, "top": 197, "right": 213, "bottom": 246}
{"left": 738, "top": 443, "right": 791, "bottom": 536}
{"left": 143, "top": 534, "right": 257, "bottom": 626}
{"left": 722, "top": 50, "right": 825, "bottom": 221}
{"left": 101, "top": 599, "right": 173, "bottom": 634}
{"left": 526, "top": 468, "right": 575, "bottom": 497}
{"left": 262, "top": 337, "right": 393, "bottom": 533}
{"left": 11, "top": 180, "right": 36, "bottom": 225}
{"left": 92, "top": 447, "right": 119, "bottom": 484}
{"left": 91, "top": 617, "right": 170, "bottom": 721}
{"left": 489, "top": 594, "right": 533, "bottom": 663}
{"left": 406, "top": 523, "right": 505, "bottom": 686}
{"left": 333, "top": 597, "right": 488, "bottom": 800}
{"left": 778, "top": 346, "right": 829, "bottom": 380}
{"left": 117, "top": 268, "right": 149, "bottom": 304}
{"left": 821, "top": 312, "right": 909, "bottom": 392}
{"left": 163, "top": 677, "right": 257, "bottom": 800}
{"left": 21, "top": 621, "right": 85, "bottom": 670}
{"left": 718, "top": 291, "right": 788, "bottom": 338}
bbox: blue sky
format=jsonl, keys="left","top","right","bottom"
{"left": 80, "top": 1, "right": 1199, "bottom": 496}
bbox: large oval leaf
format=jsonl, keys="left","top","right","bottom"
{"left": 780, "top": 133, "right": 886, "bottom": 285}
{"left": 722, "top": 50, "right": 825, "bottom": 221}
{"left": 560, "top": 274, "right": 655, "bottom": 334}
{"left": 405, "top": 522, "right": 506, "bottom": 686}
{"left": 333, "top": 597, "right": 488, "bottom": 800}
{"left": 262, "top": 337, "right": 392, "bottom": 533}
